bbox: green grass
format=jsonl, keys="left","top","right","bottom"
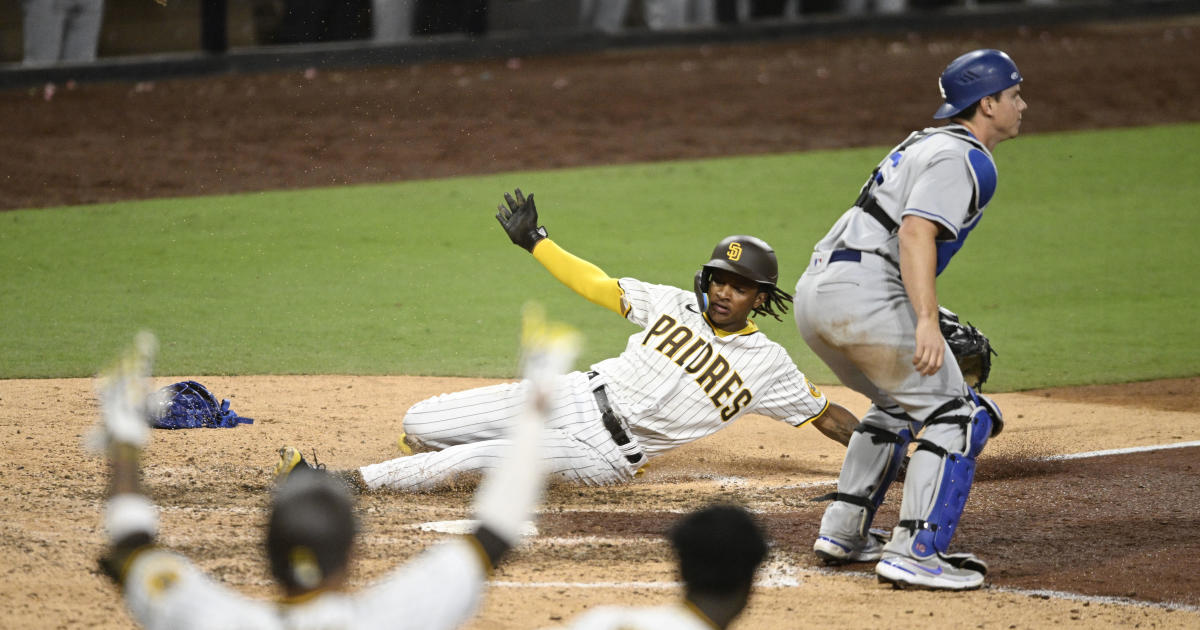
{"left": 2, "top": 123, "right": 1197, "bottom": 390}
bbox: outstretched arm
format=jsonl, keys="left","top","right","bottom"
{"left": 811, "top": 402, "right": 858, "bottom": 447}
{"left": 496, "top": 189, "right": 626, "bottom": 316}
{"left": 469, "top": 305, "right": 582, "bottom": 567}
{"left": 92, "top": 332, "right": 162, "bottom": 583}
{"left": 532, "top": 241, "right": 626, "bottom": 316}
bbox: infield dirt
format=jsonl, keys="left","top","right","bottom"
{"left": 2, "top": 376, "right": 1199, "bottom": 629}
{"left": 2, "top": 14, "right": 1199, "bottom": 630}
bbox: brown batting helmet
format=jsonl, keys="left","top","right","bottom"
{"left": 699, "top": 235, "right": 780, "bottom": 290}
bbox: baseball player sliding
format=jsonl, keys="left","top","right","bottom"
{"left": 278, "top": 189, "right": 859, "bottom": 492}
{"left": 95, "top": 312, "right": 578, "bottom": 629}
{"left": 792, "top": 49, "right": 1024, "bottom": 590}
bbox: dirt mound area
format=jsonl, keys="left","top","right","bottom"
{"left": 3, "top": 375, "right": 1199, "bottom": 629}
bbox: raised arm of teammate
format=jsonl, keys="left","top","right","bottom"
{"left": 471, "top": 305, "right": 583, "bottom": 559}
{"left": 93, "top": 332, "right": 162, "bottom": 584}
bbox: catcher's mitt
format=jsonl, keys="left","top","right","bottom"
{"left": 151, "top": 381, "right": 253, "bottom": 429}
{"left": 938, "top": 306, "right": 997, "bottom": 390}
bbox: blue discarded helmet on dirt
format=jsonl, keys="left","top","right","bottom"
{"left": 933, "top": 49, "right": 1022, "bottom": 120}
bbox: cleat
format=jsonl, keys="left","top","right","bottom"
{"left": 813, "top": 528, "right": 888, "bottom": 565}
{"left": 396, "top": 432, "right": 414, "bottom": 456}
{"left": 275, "top": 445, "right": 361, "bottom": 493}
{"left": 875, "top": 551, "right": 984, "bottom": 591}
{"left": 396, "top": 431, "right": 435, "bottom": 455}
{"left": 396, "top": 432, "right": 421, "bottom": 455}
{"left": 274, "top": 446, "right": 312, "bottom": 483}
{"left": 942, "top": 551, "right": 988, "bottom": 576}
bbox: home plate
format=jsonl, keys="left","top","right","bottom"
{"left": 415, "top": 519, "right": 539, "bottom": 537}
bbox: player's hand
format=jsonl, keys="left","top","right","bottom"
{"left": 88, "top": 331, "right": 161, "bottom": 452}
{"left": 495, "top": 188, "right": 547, "bottom": 252}
{"left": 912, "top": 316, "right": 945, "bottom": 376}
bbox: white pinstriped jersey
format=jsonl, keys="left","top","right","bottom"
{"left": 368, "top": 275, "right": 830, "bottom": 491}
{"left": 593, "top": 277, "right": 828, "bottom": 457}
{"left": 119, "top": 539, "right": 487, "bottom": 630}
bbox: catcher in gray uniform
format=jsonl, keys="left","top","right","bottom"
{"left": 792, "top": 49, "right": 1025, "bottom": 590}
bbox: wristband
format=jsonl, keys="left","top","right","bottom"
{"left": 105, "top": 494, "right": 159, "bottom": 543}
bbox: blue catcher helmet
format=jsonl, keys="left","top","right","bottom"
{"left": 933, "top": 49, "right": 1022, "bottom": 120}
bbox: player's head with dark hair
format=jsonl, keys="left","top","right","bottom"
{"left": 267, "top": 467, "right": 357, "bottom": 594}
{"left": 698, "top": 235, "right": 793, "bottom": 322}
{"left": 670, "top": 504, "right": 769, "bottom": 602}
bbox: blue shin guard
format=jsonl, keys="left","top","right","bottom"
{"left": 906, "top": 395, "right": 995, "bottom": 556}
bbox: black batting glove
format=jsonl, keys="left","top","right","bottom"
{"left": 495, "top": 188, "right": 547, "bottom": 253}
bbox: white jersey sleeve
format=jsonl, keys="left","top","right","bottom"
{"left": 120, "top": 538, "right": 488, "bottom": 630}
{"left": 618, "top": 275, "right": 663, "bottom": 329}
{"left": 121, "top": 548, "right": 278, "bottom": 630}
{"left": 747, "top": 362, "right": 830, "bottom": 428}
{"left": 349, "top": 537, "right": 489, "bottom": 630}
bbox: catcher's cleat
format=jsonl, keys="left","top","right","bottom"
{"left": 274, "top": 446, "right": 322, "bottom": 483}
{"left": 813, "top": 528, "right": 888, "bottom": 565}
{"left": 875, "top": 551, "right": 985, "bottom": 591}
{"left": 942, "top": 551, "right": 988, "bottom": 576}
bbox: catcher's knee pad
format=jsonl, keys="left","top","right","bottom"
{"left": 819, "top": 408, "right": 914, "bottom": 539}
{"left": 904, "top": 396, "right": 995, "bottom": 556}
{"left": 971, "top": 387, "right": 1004, "bottom": 437}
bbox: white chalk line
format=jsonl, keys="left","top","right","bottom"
{"left": 491, "top": 554, "right": 802, "bottom": 590}
{"left": 159, "top": 505, "right": 264, "bottom": 515}
{"left": 492, "top": 563, "right": 1200, "bottom": 613}
{"left": 987, "top": 586, "right": 1200, "bottom": 614}
{"left": 192, "top": 563, "right": 1200, "bottom": 614}
{"left": 482, "top": 440, "right": 1200, "bottom": 613}
{"left": 1040, "top": 439, "right": 1200, "bottom": 461}
{"left": 491, "top": 580, "right": 678, "bottom": 589}
{"left": 803, "top": 566, "right": 1200, "bottom": 612}
{"left": 148, "top": 440, "right": 1199, "bottom": 611}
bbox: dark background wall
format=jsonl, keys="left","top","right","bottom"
{"left": 1, "top": 0, "right": 1196, "bottom": 87}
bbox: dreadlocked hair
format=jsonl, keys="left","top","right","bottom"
{"left": 752, "top": 285, "right": 793, "bottom": 321}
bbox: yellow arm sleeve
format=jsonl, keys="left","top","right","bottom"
{"left": 531, "top": 239, "right": 626, "bottom": 316}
